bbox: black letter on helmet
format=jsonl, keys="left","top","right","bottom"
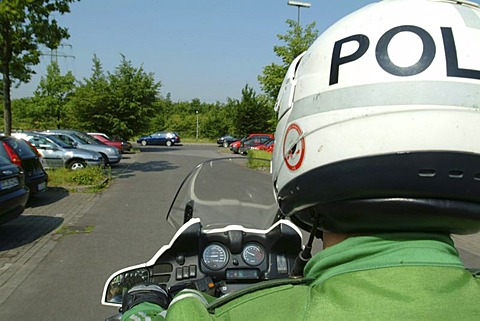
{"left": 330, "top": 34, "right": 369, "bottom": 85}
{"left": 376, "top": 25, "right": 435, "bottom": 76}
{"left": 442, "top": 27, "right": 480, "bottom": 80}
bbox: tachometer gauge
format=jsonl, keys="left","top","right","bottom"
{"left": 202, "top": 243, "right": 229, "bottom": 270}
{"left": 242, "top": 243, "right": 265, "bottom": 266}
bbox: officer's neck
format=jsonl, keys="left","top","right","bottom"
{"left": 322, "top": 232, "right": 361, "bottom": 249}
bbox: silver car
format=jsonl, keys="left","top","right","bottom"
{"left": 14, "top": 132, "right": 104, "bottom": 170}
{"left": 42, "top": 130, "right": 122, "bottom": 165}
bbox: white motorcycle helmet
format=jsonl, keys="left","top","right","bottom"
{"left": 272, "top": 0, "right": 480, "bottom": 235}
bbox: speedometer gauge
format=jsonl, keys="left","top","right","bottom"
{"left": 202, "top": 243, "right": 229, "bottom": 270}
{"left": 242, "top": 243, "right": 265, "bottom": 266}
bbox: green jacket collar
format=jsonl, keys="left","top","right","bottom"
{"left": 305, "top": 233, "right": 464, "bottom": 286}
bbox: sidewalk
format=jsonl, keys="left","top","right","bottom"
{"left": 0, "top": 188, "right": 99, "bottom": 305}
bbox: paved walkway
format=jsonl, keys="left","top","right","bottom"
{"left": 0, "top": 189, "right": 99, "bottom": 305}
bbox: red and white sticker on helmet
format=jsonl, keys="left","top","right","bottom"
{"left": 283, "top": 123, "right": 305, "bottom": 171}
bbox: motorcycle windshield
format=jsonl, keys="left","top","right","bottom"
{"left": 167, "top": 157, "right": 279, "bottom": 230}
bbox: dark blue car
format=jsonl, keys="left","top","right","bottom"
{"left": 137, "top": 132, "right": 180, "bottom": 146}
{"left": 0, "top": 155, "right": 29, "bottom": 225}
{"left": 217, "top": 135, "right": 239, "bottom": 148}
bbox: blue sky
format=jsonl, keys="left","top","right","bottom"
{"left": 13, "top": 0, "right": 380, "bottom": 103}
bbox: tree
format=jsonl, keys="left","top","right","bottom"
{"left": 71, "top": 55, "right": 161, "bottom": 139}
{"left": 33, "top": 61, "right": 76, "bottom": 128}
{"left": 233, "top": 85, "right": 276, "bottom": 136}
{"left": 11, "top": 97, "right": 36, "bottom": 129}
{"left": 258, "top": 19, "right": 318, "bottom": 101}
{"left": 107, "top": 56, "right": 161, "bottom": 139}
{"left": 68, "top": 55, "right": 110, "bottom": 131}
{"left": 0, "top": 0, "right": 77, "bottom": 135}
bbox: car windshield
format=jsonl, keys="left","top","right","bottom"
{"left": 74, "top": 132, "right": 103, "bottom": 145}
{"left": 8, "top": 138, "right": 37, "bottom": 158}
{"left": 45, "top": 135, "right": 71, "bottom": 148}
{"left": 166, "top": 157, "right": 279, "bottom": 231}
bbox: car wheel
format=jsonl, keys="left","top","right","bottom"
{"left": 166, "top": 140, "right": 172, "bottom": 147}
{"left": 141, "top": 140, "right": 147, "bottom": 146}
{"left": 223, "top": 141, "right": 229, "bottom": 148}
{"left": 233, "top": 148, "right": 239, "bottom": 154}
{"left": 68, "top": 160, "right": 86, "bottom": 170}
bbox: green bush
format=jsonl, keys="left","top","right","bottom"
{"left": 47, "top": 166, "right": 109, "bottom": 188}
{"left": 70, "top": 166, "right": 105, "bottom": 185}
{"left": 248, "top": 150, "right": 272, "bottom": 160}
{"left": 247, "top": 150, "right": 272, "bottom": 171}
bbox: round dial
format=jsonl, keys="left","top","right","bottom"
{"left": 202, "top": 243, "right": 229, "bottom": 270}
{"left": 242, "top": 243, "right": 265, "bottom": 266}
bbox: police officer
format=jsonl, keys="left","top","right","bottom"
{"left": 121, "top": 0, "right": 480, "bottom": 319}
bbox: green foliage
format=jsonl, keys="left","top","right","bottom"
{"left": 0, "top": 0, "right": 77, "bottom": 135}
{"left": 47, "top": 166, "right": 108, "bottom": 188}
{"left": 258, "top": 19, "right": 318, "bottom": 101}
{"left": 233, "top": 85, "right": 276, "bottom": 136}
{"left": 12, "top": 80, "right": 273, "bottom": 141}
{"left": 247, "top": 153, "right": 272, "bottom": 171}
{"left": 69, "top": 55, "right": 161, "bottom": 139}
{"left": 70, "top": 166, "right": 105, "bottom": 185}
{"left": 33, "top": 61, "right": 76, "bottom": 128}
{"left": 248, "top": 150, "right": 273, "bottom": 160}
{"left": 12, "top": 97, "right": 37, "bottom": 129}
{"left": 67, "top": 55, "right": 109, "bottom": 130}
{"left": 105, "top": 55, "right": 160, "bottom": 138}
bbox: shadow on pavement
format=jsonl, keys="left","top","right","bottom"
{"left": 113, "top": 160, "right": 179, "bottom": 181}
{"left": 26, "top": 187, "right": 70, "bottom": 208}
{"left": 0, "top": 215, "right": 64, "bottom": 251}
{"left": 134, "top": 145, "right": 183, "bottom": 153}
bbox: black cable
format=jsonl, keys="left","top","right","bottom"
{"left": 290, "top": 209, "right": 320, "bottom": 278}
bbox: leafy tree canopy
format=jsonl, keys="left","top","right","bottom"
{"left": 258, "top": 19, "right": 318, "bottom": 102}
{"left": 233, "top": 85, "right": 276, "bottom": 137}
{"left": 69, "top": 54, "right": 161, "bottom": 140}
{"left": 0, "top": 0, "right": 77, "bottom": 135}
{"left": 33, "top": 61, "right": 76, "bottom": 128}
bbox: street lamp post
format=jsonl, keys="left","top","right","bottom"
{"left": 196, "top": 110, "right": 199, "bottom": 141}
{"left": 287, "top": 1, "right": 311, "bottom": 25}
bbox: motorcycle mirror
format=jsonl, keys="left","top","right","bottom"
{"left": 104, "top": 268, "right": 149, "bottom": 304}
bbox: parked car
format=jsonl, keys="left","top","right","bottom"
{"left": 42, "top": 130, "right": 122, "bottom": 165}
{"left": 88, "top": 133, "right": 132, "bottom": 153}
{"left": 230, "top": 134, "right": 274, "bottom": 154}
{"left": 137, "top": 131, "right": 180, "bottom": 146}
{"left": 0, "top": 136, "right": 48, "bottom": 197}
{"left": 14, "top": 132, "right": 104, "bottom": 170}
{"left": 217, "top": 135, "right": 239, "bottom": 148}
{"left": 0, "top": 155, "right": 30, "bottom": 224}
{"left": 250, "top": 138, "right": 275, "bottom": 153}
{"left": 238, "top": 135, "right": 275, "bottom": 155}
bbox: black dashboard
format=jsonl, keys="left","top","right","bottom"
{"left": 147, "top": 220, "right": 303, "bottom": 295}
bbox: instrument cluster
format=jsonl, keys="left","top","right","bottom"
{"left": 202, "top": 242, "right": 266, "bottom": 271}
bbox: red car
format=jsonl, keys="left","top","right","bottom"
{"left": 230, "top": 134, "right": 274, "bottom": 154}
{"left": 88, "top": 133, "right": 131, "bottom": 153}
{"left": 250, "top": 138, "right": 275, "bottom": 153}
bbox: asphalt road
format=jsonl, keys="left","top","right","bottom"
{"left": 0, "top": 144, "right": 479, "bottom": 320}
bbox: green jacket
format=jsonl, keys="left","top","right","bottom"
{"left": 122, "top": 233, "right": 480, "bottom": 320}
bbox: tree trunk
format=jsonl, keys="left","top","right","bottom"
{"left": 1, "top": 20, "right": 12, "bottom": 136}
